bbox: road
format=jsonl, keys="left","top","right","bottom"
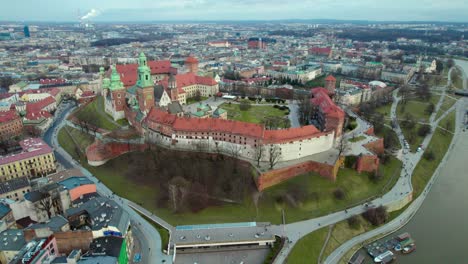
{"left": 273, "top": 82, "right": 461, "bottom": 263}
{"left": 323, "top": 61, "right": 468, "bottom": 263}
{"left": 44, "top": 102, "right": 172, "bottom": 264}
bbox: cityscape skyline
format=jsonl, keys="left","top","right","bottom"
{"left": 1, "top": 0, "right": 468, "bottom": 22}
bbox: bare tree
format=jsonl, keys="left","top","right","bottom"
{"left": 254, "top": 144, "right": 265, "bottom": 167}
{"left": 228, "top": 144, "right": 242, "bottom": 159}
{"left": 336, "top": 136, "right": 350, "bottom": 156}
{"left": 37, "top": 196, "right": 53, "bottom": 219}
{"left": 268, "top": 145, "right": 282, "bottom": 169}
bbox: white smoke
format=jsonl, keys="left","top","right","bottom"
{"left": 81, "top": 9, "right": 100, "bottom": 20}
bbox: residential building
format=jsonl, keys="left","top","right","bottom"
{"left": 0, "top": 110, "right": 23, "bottom": 141}
{"left": 0, "top": 177, "right": 31, "bottom": 201}
{"left": 0, "top": 138, "right": 56, "bottom": 181}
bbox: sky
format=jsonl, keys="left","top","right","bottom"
{"left": 2, "top": 0, "right": 468, "bottom": 22}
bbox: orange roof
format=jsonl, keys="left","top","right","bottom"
{"left": 185, "top": 56, "right": 199, "bottom": 64}
{"left": 145, "top": 107, "right": 327, "bottom": 141}
{"left": 0, "top": 110, "right": 19, "bottom": 123}
{"left": 115, "top": 60, "right": 174, "bottom": 87}
{"left": 311, "top": 87, "right": 345, "bottom": 119}
{"left": 263, "top": 125, "right": 321, "bottom": 143}
{"left": 325, "top": 75, "right": 336, "bottom": 81}
{"left": 160, "top": 73, "right": 217, "bottom": 90}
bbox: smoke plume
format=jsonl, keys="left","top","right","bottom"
{"left": 81, "top": 9, "right": 99, "bottom": 20}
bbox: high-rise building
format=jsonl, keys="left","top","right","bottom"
{"left": 23, "top": 25, "right": 30, "bottom": 38}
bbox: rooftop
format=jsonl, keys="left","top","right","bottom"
{"left": 0, "top": 177, "right": 30, "bottom": 195}
{"left": 0, "top": 229, "right": 26, "bottom": 251}
{"left": 58, "top": 177, "right": 94, "bottom": 190}
{"left": 0, "top": 138, "right": 53, "bottom": 166}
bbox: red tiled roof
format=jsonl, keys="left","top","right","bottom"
{"left": 146, "top": 107, "right": 326, "bottom": 141}
{"left": 185, "top": 56, "right": 198, "bottom": 64}
{"left": 325, "top": 75, "right": 336, "bottom": 81}
{"left": 309, "top": 47, "right": 331, "bottom": 55}
{"left": 39, "top": 78, "right": 66, "bottom": 85}
{"left": 264, "top": 125, "right": 321, "bottom": 143}
{"left": 311, "top": 88, "right": 345, "bottom": 119}
{"left": 160, "top": 73, "right": 217, "bottom": 91}
{"left": 0, "top": 110, "right": 19, "bottom": 123}
{"left": 24, "top": 110, "right": 52, "bottom": 121}
{"left": 0, "top": 138, "right": 53, "bottom": 166}
{"left": 26, "top": 96, "right": 56, "bottom": 113}
{"left": 115, "top": 60, "right": 173, "bottom": 87}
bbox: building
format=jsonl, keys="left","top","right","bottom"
{"left": 145, "top": 108, "right": 335, "bottom": 163}
{"left": 9, "top": 236, "right": 59, "bottom": 264}
{"left": 103, "top": 66, "right": 127, "bottom": 121}
{"left": 0, "top": 138, "right": 56, "bottom": 181}
{"left": 267, "top": 66, "right": 322, "bottom": 84}
{"left": 65, "top": 196, "right": 130, "bottom": 239}
{"left": 324, "top": 75, "right": 336, "bottom": 94}
{"left": 185, "top": 56, "right": 199, "bottom": 74}
{"left": 311, "top": 88, "right": 345, "bottom": 138}
{"left": 21, "top": 183, "right": 71, "bottom": 223}
{"left": 0, "top": 177, "right": 31, "bottom": 201}
{"left": 0, "top": 202, "right": 15, "bottom": 230}
{"left": 23, "top": 26, "right": 30, "bottom": 38}
{"left": 159, "top": 72, "right": 219, "bottom": 104}
{"left": 0, "top": 229, "right": 26, "bottom": 263}
{"left": 58, "top": 177, "right": 96, "bottom": 202}
{"left": 0, "top": 110, "right": 23, "bottom": 141}
{"left": 115, "top": 59, "right": 176, "bottom": 87}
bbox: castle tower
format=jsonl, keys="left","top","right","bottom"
{"left": 325, "top": 75, "right": 336, "bottom": 94}
{"left": 185, "top": 56, "right": 199, "bottom": 74}
{"left": 168, "top": 74, "right": 178, "bottom": 102}
{"left": 109, "top": 65, "right": 126, "bottom": 113}
{"left": 136, "top": 52, "right": 155, "bottom": 114}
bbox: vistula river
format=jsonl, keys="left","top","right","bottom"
{"left": 356, "top": 60, "right": 468, "bottom": 263}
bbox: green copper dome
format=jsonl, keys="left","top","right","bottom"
{"left": 136, "top": 52, "right": 153, "bottom": 88}
{"left": 102, "top": 78, "right": 110, "bottom": 89}
{"left": 109, "top": 65, "right": 124, "bottom": 91}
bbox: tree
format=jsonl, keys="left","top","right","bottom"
{"left": 336, "top": 136, "right": 349, "bottom": 156}
{"left": 347, "top": 215, "right": 360, "bottom": 229}
{"left": 444, "top": 119, "right": 453, "bottom": 134}
{"left": 362, "top": 206, "right": 388, "bottom": 226}
{"left": 333, "top": 188, "right": 346, "bottom": 200}
{"left": 37, "top": 196, "right": 53, "bottom": 219}
{"left": 0, "top": 76, "right": 13, "bottom": 89}
{"left": 423, "top": 150, "right": 435, "bottom": 161}
{"left": 268, "top": 145, "right": 282, "bottom": 169}
{"left": 254, "top": 144, "right": 265, "bottom": 167}
{"left": 239, "top": 100, "right": 251, "bottom": 111}
{"left": 401, "top": 113, "right": 416, "bottom": 130}
{"left": 194, "top": 90, "right": 202, "bottom": 102}
{"left": 228, "top": 144, "right": 242, "bottom": 159}
{"left": 417, "top": 124, "right": 431, "bottom": 137}
{"left": 425, "top": 103, "right": 435, "bottom": 115}
{"left": 447, "top": 59, "right": 455, "bottom": 69}
{"left": 435, "top": 60, "right": 444, "bottom": 74}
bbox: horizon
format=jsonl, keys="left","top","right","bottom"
{"left": 1, "top": 0, "right": 468, "bottom": 23}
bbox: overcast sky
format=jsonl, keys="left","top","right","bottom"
{"left": 2, "top": 0, "right": 468, "bottom": 22}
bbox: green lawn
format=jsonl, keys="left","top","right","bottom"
{"left": 286, "top": 227, "right": 328, "bottom": 263}
{"left": 58, "top": 126, "right": 95, "bottom": 159}
{"left": 374, "top": 104, "right": 392, "bottom": 126}
{"left": 58, "top": 128, "right": 402, "bottom": 226}
{"left": 349, "top": 136, "right": 366, "bottom": 142}
{"left": 435, "top": 95, "right": 457, "bottom": 121}
{"left": 186, "top": 96, "right": 209, "bottom": 105}
{"left": 220, "top": 102, "right": 290, "bottom": 126}
{"left": 450, "top": 68, "right": 463, "bottom": 89}
{"left": 412, "top": 111, "right": 456, "bottom": 198}
{"left": 73, "top": 96, "right": 128, "bottom": 131}
{"left": 397, "top": 95, "right": 440, "bottom": 151}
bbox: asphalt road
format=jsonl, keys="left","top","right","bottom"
{"left": 44, "top": 101, "right": 171, "bottom": 264}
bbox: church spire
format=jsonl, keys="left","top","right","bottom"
{"left": 137, "top": 52, "right": 152, "bottom": 88}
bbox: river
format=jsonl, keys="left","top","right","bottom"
{"left": 355, "top": 60, "right": 468, "bottom": 263}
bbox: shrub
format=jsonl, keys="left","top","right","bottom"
{"left": 344, "top": 155, "right": 358, "bottom": 168}
{"left": 418, "top": 124, "right": 431, "bottom": 137}
{"left": 423, "top": 150, "right": 435, "bottom": 161}
{"left": 362, "top": 206, "right": 388, "bottom": 226}
{"left": 239, "top": 100, "right": 252, "bottom": 111}
{"left": 347, "top": 215, "right": 361, "bottom": 229}
{"left": 333, "top": 188, "right": 346, "bottom": 200}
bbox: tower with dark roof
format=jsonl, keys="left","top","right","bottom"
{"left": 168, "top": 74, "right": 178, "bottom": 102}
{"left": 185, "top": 56, "right": 199, "bottom": 74}
{"left": 136, "top": 52, "right": 155, "bottom": 114}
